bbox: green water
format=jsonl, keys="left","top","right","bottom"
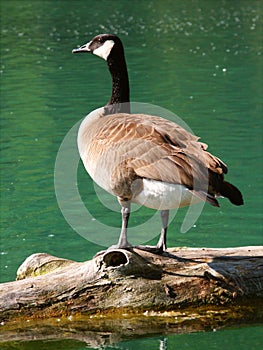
{"left": 0, "top": 0, "right": 262, "bottom": 348}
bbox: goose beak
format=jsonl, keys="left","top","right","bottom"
{"left": 72, "top": 41, "right": 92, "bottom": 54}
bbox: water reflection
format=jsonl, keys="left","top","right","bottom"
{"left": 1, "top": 303, "right": 262, "bottom": 348}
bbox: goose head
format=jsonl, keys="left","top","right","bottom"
{"left": 72, "top": 34, "right": 123, "bottom": 61}
{"left": 72, "top": 34, "right": 130, "bottom": 113}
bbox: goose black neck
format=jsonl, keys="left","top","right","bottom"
{"left": 104, "top": 50, "right": 130, "bottom": 115}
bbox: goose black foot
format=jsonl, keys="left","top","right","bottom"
{"left": 94, "top": 243, "right": 133, "bottom": 258}
{"left": 135, "top": 245, "right": 168, "bottom": 255}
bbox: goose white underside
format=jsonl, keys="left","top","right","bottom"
{"left": 81, "top": 159, "right": 203, "bottom": 210}
{"left": 132, "top": 179, "right": 201, "bottom": 210}
{"left": 85, "top": 165, "right": 202, "bottom": 210}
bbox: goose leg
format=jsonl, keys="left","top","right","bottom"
{"left": 94, "top": 201, "right": 132, "bottom": 257}
{"left": 116, "top": 201, "right": 132, "bottom": 248}
{"left": 136, "top": 209, "right": 169, "bottom": 254}
{"left": 156, "top": 210, "right": 169, "bottom": 251}
{"left": 95, "top": 199, "right": 132, "bottom": 257}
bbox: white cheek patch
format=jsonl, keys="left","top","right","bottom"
{"left": 93, "top": 40, "right": 115, "bottom": 60}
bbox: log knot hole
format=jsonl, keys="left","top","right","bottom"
{"left": 103, "top": 250, "right": 129, "bottom": 268}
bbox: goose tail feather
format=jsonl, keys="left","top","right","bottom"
{"left": 219, "top": 181, "right": 244, "bottom": 206}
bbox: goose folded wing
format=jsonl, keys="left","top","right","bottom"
{"left": 96, "top": 114, "right": 228, "bottom": 195}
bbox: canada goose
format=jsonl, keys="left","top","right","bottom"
{"left": 72, "top": 34, "right": 243, "bottom": 253}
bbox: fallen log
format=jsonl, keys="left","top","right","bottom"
{"left": 0, "top": 246, "right": 262, "bottom": 327}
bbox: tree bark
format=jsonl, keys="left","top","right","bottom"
{"left": 0, "top": 246, "right": 262, "bottom": 339}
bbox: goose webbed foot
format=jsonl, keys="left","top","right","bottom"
{"left": 94, "top": 242, "right": 133, "bottom": 258}
{"left": 136, "top": 212, "right": 168, "bottom": 255}
{"left": 135, "top": 229, "right": 169, "bottom": 255}
{"left": 135, "top": 244, "right": 168, "bottom": 255}
{"left": 108, "top": 241, "right": 133, "bottom": 250}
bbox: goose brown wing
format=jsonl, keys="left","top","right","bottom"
{"left": 96, "top": 113, "right": 227, "bottom": 188}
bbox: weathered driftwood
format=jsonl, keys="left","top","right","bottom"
{"left": 0, "top": 246, "right": 263, "bottom": 344}
{"left": 0, "top": 246, "right": 262, "bottom": 326}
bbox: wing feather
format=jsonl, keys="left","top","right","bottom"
{"left": 94, "top": 113, "right": 227, "bottom": 192}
